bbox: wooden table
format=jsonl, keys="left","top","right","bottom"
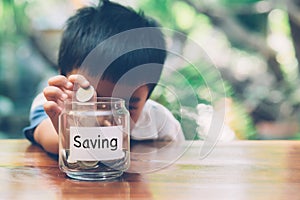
{"left": 1, "top": 139, "right": 300, "bottom": 199}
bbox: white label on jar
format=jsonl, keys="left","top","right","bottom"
{"left": 69, "top": 126, "right": 124, "bottom": 161}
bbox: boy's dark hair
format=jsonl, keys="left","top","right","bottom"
{"left": 58, "top": 0, "right": 166, "bottom": 98}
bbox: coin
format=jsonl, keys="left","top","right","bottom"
{"left": 76, "top": 85, "right": 95, "bottom": 102}
{"left": 79, "top": 161, "right": 99, "bottom": 169}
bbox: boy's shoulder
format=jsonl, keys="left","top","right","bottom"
{"left": 147, "top": 99, "right": 178, "bottom": 115}
{"left": 144, "top": 99, "right": 160, "bottom": 109}
{"left": 144, "top": 99, "right": 171, "bottom": 115}
{"left": 141, "top": 99, "right": 178, "bottom": 125}
{"left": 145, "top": 99, "right": 170, "bottom": 109}
{"left": 132, "top": 99, "right": 184, "bottom": 141}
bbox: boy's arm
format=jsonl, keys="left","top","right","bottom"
{"left": 35, "top": 74, "right": 90, "bottom": 154}
{"left": 23, "top": 75, "right": 90, "bottom": 155}
{"left": 23, "top": 95, "right": 59, "bottom": 154}
{"left": 34, "top": 118, "right": 59, "bottom": 154}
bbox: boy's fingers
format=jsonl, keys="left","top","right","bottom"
{"left": 44, "top": 101, "right": 62, "bottom": 133}
{"left": 63, "top": 89, "right": 74, "bottom": 99}
{"left": 43, "top": 86, "right": 68, "bottom": 102}
{"left": 68, "top": 74, "right": 90, "bottom": 88}
{"left": 44, "top": 101, "right": 62, "bottom": 119}
{"left": 48, "top": 75, "right": 73, "bottom": 89}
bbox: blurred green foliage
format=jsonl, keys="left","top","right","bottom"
{"left": 140, "top": 0, "right": 300, "bottom": 140}
{"left": 141, "top": 0, "right": 258, "bottom": 139}
{"left": 0, "top": 0, "right": 53, "bottom": 138}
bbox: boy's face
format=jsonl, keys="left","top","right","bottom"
{"left": 95, "top": 79, "right": 149, "bottom": 126}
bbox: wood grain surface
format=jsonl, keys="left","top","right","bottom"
{"left": 1, "top": 139, "right": 300, "bottom": 199}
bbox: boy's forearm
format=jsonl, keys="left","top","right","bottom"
{"left": 34, "top": 118, "right": 59, "bottom": 155}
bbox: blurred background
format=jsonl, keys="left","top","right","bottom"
{"left": 1, "top": 0, "right": 300, "bottom": 140}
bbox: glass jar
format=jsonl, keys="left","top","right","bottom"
{"left": 58, "top": 97, "right": 130, "bottom": 181}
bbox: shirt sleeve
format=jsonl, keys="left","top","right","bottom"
{"left": 153, "top": 101, "right": 185, "bottom": 141}
{"left": 131, "top": 99, "right": 185, "bottom": 141}
{"left": 23, "top": 93, "right": 48, "bottom": 143}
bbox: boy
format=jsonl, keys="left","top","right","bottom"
{"left": 23, "top": 1, "right": 184, "bottom": 154}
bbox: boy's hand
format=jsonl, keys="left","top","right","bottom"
{"left": 43, "top": 74, "right": 90, "bottom": 133}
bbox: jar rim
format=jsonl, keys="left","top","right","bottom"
{"left": 64, "top": 97, "right": 125, "bottom": 105}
